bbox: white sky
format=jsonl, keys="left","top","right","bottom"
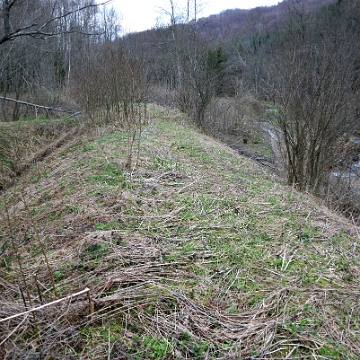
{"left": 107, "top": 0, "right": 280, "bottom": 34}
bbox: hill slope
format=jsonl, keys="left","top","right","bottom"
{"left": 0, "top": 106, "right": 359, "bottom": 359}
{"left": 196, "top": 0, "right": 337, "bottom": 43}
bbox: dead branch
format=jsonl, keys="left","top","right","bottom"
{"left": 0, "top": 96, "right": 80, "bottom": 115}
{"left": 0, "top": 1, "right": 113, "bottom": 45}
{"left": 0, "top": 287, "right": 90, "bottom": 323}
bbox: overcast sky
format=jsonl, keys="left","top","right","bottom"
{"left": 108, "top": 0, "right": 280, "bottom": 34}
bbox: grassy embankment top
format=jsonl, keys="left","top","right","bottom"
{"left": 0, "top": 105, "right": 359, "bottom": 358}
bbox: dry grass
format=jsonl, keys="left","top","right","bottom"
{"left": 0, "top": 114, "right": 82, "bottom": 189}
{"left": 0, "top": 105, "right": 359, "bottom": 359}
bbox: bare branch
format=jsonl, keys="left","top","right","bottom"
{"left": 0, "top": 288, "right": 90, "bottom": 323}
{"left": 0, "top": 96, "right": 80, "bottom": 115}
{"left": 0, "top": 0, "right": 113, "bottom": 45}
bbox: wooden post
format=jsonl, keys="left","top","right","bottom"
{"left": 87, "top": 289, "right": 94, "bottom": 318}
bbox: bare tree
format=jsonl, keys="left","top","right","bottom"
{"left": 0, "top": 0, "right": 113, "bottom": 120}
{"left": 186, "top": 44, "right": 227, "bottom": 125}
{"left": 150, "top": 0, "right": 224, "bottom": 125}
{"left": 0, "top": 0, "right": 111, "bottom": 45}
{"left": 264, "top": 0, "right": 360, "bottom": 194}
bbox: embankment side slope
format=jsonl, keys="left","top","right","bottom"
{"left": 1, "top": 106, "right": 359, "bottom": 359}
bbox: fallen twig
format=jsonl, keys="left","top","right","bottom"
{"left": 0, "top": 96, "right": 80, "bottom": 115}
{"left": 0, "top": 287, "right": 90, "bottom": 323}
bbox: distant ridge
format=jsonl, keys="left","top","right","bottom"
{"left": 195, "top": 0, "right": 337, "bottom": 43}
{"left": 127, "top": 0, "right": 337, "bottom": 43}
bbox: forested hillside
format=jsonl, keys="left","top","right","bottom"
{"left": 196, "top": 0, "right": 337, "bottom": 42}
{"left": 0, "top": 0, "right": 359, "bottom": 358}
